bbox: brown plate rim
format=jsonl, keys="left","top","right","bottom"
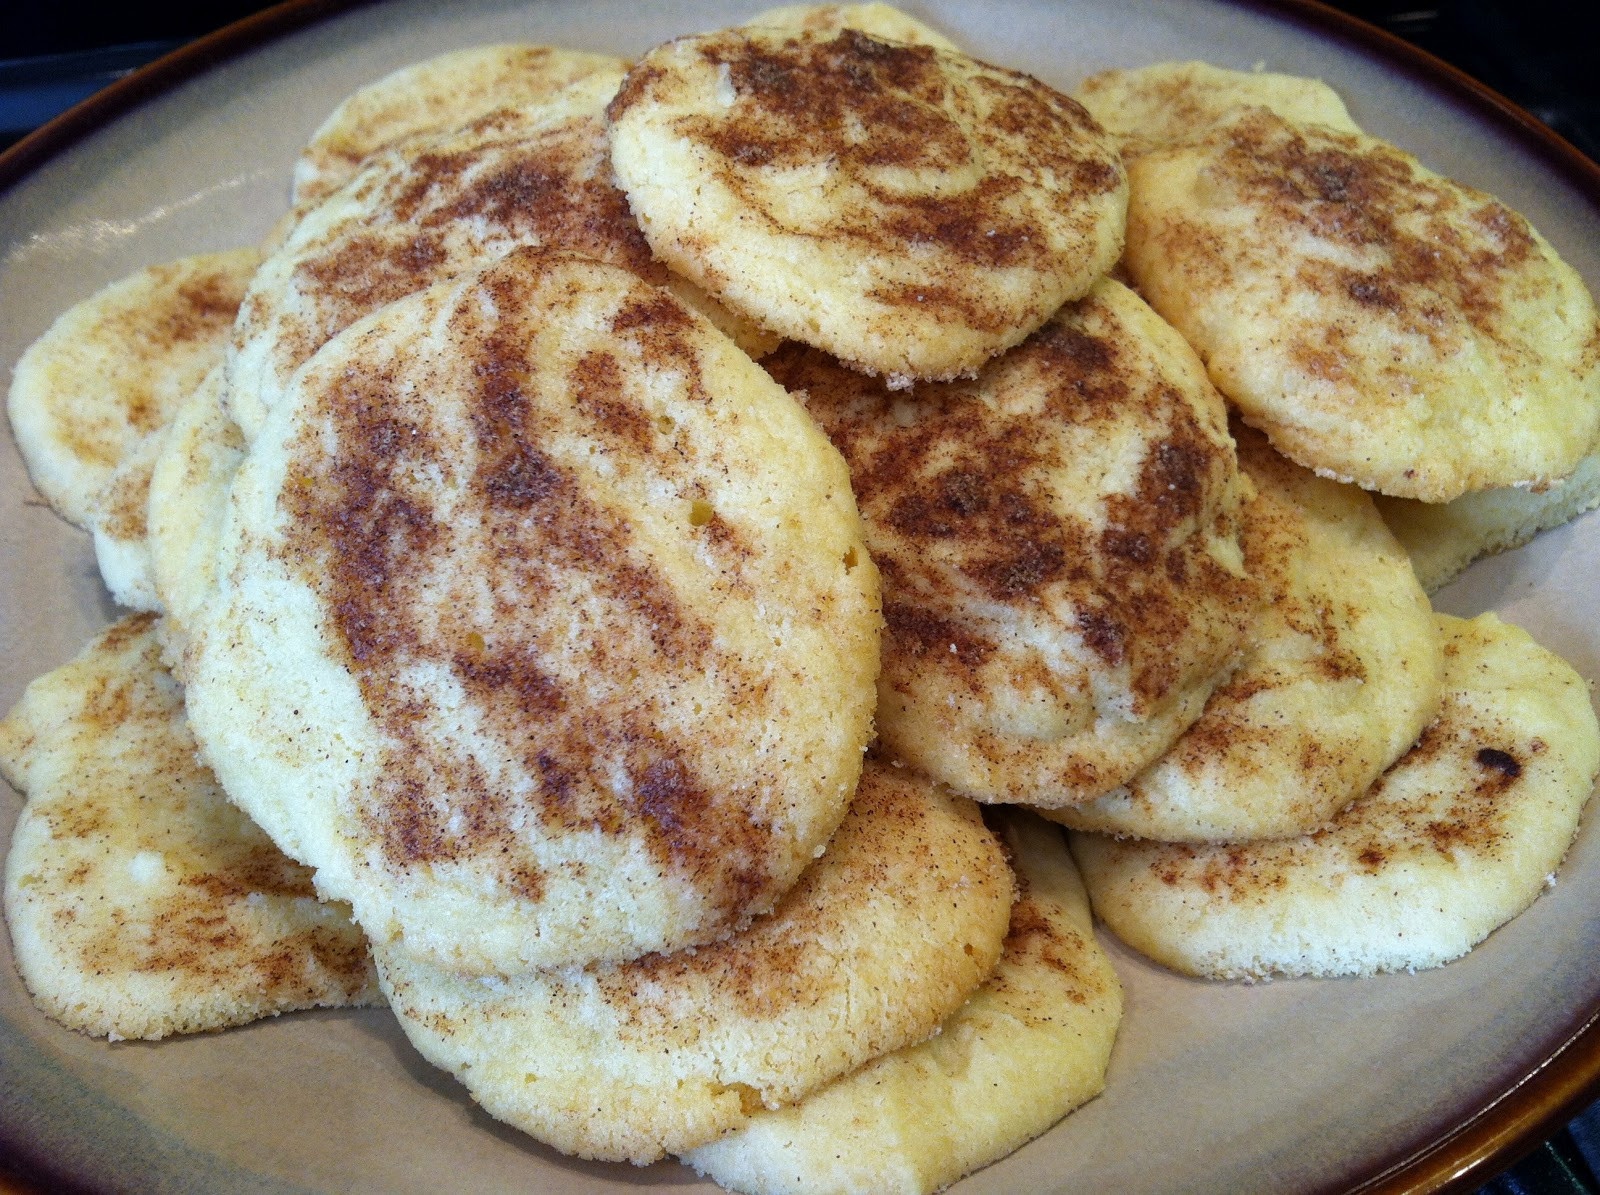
{"left": 2, "top": 1, "right": 1599, "bottom": 1193}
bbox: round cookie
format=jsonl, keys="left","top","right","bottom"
{"left": 229, "top": 70, "right": 772, "bottom": 441}
{"left": 776, "top": 277, "right": 1257, "bottom": 807}
{"left": 1123, "top": 108, "right": 1600, "bottom": 501}
{"left": 1074, "top": 60, "right": 1361, "bottom": 158}
{"left": 607, "top": 26, "right": 1126, "bottom": 383}
{"left": 373, "top": 762, "right": 1014, "bottom": 1164}
{"left": 1069, "top": 613, "right": 1600, "bottom": 980}
{"left": 186, "top": 248, "right": 881, "bottom": 976}
{"left": 290, "top": 44, "right": 629, "bottom": 210}
{"left": 2, "top": 615, "right": 379, "bottom": 1041}
{"left": 682, "top": 810, "right": 1122, "bottom": 1195}
{"left": 145, "top": 367, "right": 247, "bottom": 646}
{"left": 8, "top": 248, "right": 258, "bottom": 528}
{"left": 1050, "top": 427, "right": 1444, "bottom": 842}
{"left": 1376, "top": 449, "right": 1600, "bottom": 593}
{"left": 744, "top": 3, "right": 963, "bottom": 51}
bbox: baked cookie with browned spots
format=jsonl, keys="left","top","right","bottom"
{"left": 1376, "top": 448, "right": 1600, "bottom": 592}
{"left": 230, "top": 70, "right": 771, "bottom": 440}
{"left": 8, "top": 249, "right": 258, "bottom": 530}
{"left": 1074, "top": 60, "right": 1360, "bottom": 159}
{"left": 607, "top": 27, "right": 1126, "bottom": 383}
{"left": 373, "top": 762, "right": 1013, "bottom": 1164}
{"left": 7, "top": 249, "right": 259, "bottom": 606}
{"left": 1070, "top": 613, "right": 1600, "bottom": 979}
{"left": 1, "top": 616, "right": 380, "bottom": 1040}
{"left": 682, "top": 810, "right": 1120, "bottom": 1195}
{"left": 744, "top": 2, "right": 962, "bottom": 51}
{"left": 186, "top": 248, "right": 881, "bottom": 977}
{"left": 1123, "top": 108, "right": 1600, "bottom": 501}
{"left": 290, "top": 44, "right": 628, "bottom": 211}
{"left": 777, "top": 277, "right": 1256, "bottom": 807}
{"left": 1050, "top": 427, "right": 1443, "bottom": 843}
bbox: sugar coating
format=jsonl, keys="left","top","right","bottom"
{"left": 1123, "top": 108, "right": 1600, "bottom": 501}
{"left": 88, "top": 431, "right": 167, "bottom": 611}
{"left": 1051, "top": 427, "right": 1443, "bottom": 842}
{"left": 608, "top": 26, "right": 1126, "bottom": 381}
{"left": 1071, "top": 613, "right": 1600, "bottom": 979}
{"left": 290, "top": 43, "right": 628, "bottom": 211}
{"left": 187, "top": 248, "right": 881, "bottom": 976}
{"left": 743, "top": 3, "right": 963, "bottom": 51}
{"left": 231, "top": 71, "right": 769, "bottom": 440}
{"left": 1, "top": 615, "right": 379, "bottom": 1040}
{"left": 783, "top": 278, "right": 1257, "bottom": 807}
{"left": 1075, "top": 60, "right": 1361, "bottom": 158}
{"left": 683, "top": 811, "right": 1120, "bottom": 1195}
{"left": 374, "top": 763, "right": 1013, "bottom": 1164}
{"left": 8, "top": 249, "right": 256, "bottom": 533}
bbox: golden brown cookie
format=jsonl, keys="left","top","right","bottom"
{"left": 1074, "top": 60, "right": 1360, "bottom": 158}
{"left": 744, "top": 3, "right": 962, "bottom": 51}
{"left": 187, "top": 248, "right": 881, "bottom": 976}
{"left": 1123, "top": 109, "right": 1600, "bottom": 500}
{"left": 1377, "top": 449, "right": 1600, "bottom": 592}
{"left": 608, "top": 27, "right": 1126, "bottom": 382}
{"left": 682, "top": 811, "right": 1121, "bottom": 1195}
{"left": 291, "top": 44, "right": 628, "bottom": 209}
{"left": 779, "top": 277, "right": 1257, "bottom": 807}
{"left": 2, "top": 615, "right": 379, "bottom": 1040}
{"left": 87, "top": 430, "right": 165, "bottom": 611}
{"left": 8, "top": 250, "right": 257, "bottom": 530}
{"left": 1071, "top": 613, "right": 1600, "bottom": 979}
{"left": 230, "top": 71, "right": 770, "bottom": 440}
{"left": 1050, "top": 427, "right": 1443, "bottom": 842}
{"left": 375, "top": 763, "right": 1013, "bottom": 1164}
{"left": 144, "top": 367, "right": 247, "bottom": 648}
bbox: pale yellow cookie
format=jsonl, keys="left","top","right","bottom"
{"left": 8, "top": 249, "right": 258, "bottom": 528}
{"left": 1, "top": 615, "right": 380, "bottom": 1041}
{"left": 230, "top": 70, "right": 770, "bottom": 440}
{"left": 187, "top": 248, "right": 881, "bottom": 977}
{"left": 1124, "top": 109, "right": 1600, "bottom": 500}
{"left": 744, "top": 3, "right": 962, "bottom": 51}
{"left": 777, "top": 277, "right": 1257, "bottom": 806}
{"left": 1074, "top": 60, "right": 1360, "bottom": 157}
{"left": 145, "top": 367, "right": 246, "bottom": 647}
{"left": 290, "top": 44, "right": 628, "bottom": 209}
{"left": 1070, "top": 613, "right": 1600, "bottom": 979}
{"left": 1050, "top": 428, "right": 1443, "bottom": 842}
{"left": 608, "top": 27, "right": 1126, "bottom": 382}
{"left": 1377, "top": 449, "right": 1600, "bottom": 592}
{"left": 682, "top": 811, "right": 1121, "bottom": 1195}
{"left": 374, "top": 762, "right": 1014, "bottom": 1164}
{"left": 88, "top": 430, "right": 165, "bottom": 611}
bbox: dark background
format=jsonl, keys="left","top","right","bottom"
{"left": 2, "top": 0, "right": 1598, "bottom": 158}
{"left": 1, "top": 1, "right": 1599, "bottom": 1192}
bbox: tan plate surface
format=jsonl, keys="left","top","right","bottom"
{"left": 4, "top": 1, "right": 1600, "bottom": 1192}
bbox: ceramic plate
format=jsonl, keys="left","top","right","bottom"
{"left": 4, "top": 1, "right": 1600, "bottom": 1191}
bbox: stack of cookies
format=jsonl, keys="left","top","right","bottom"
{"left": 4, "top": 7, "right": 1598, "bottom": 1193}
{"left": 1058, "top": 61, "right": 1600, "bottom": 980}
